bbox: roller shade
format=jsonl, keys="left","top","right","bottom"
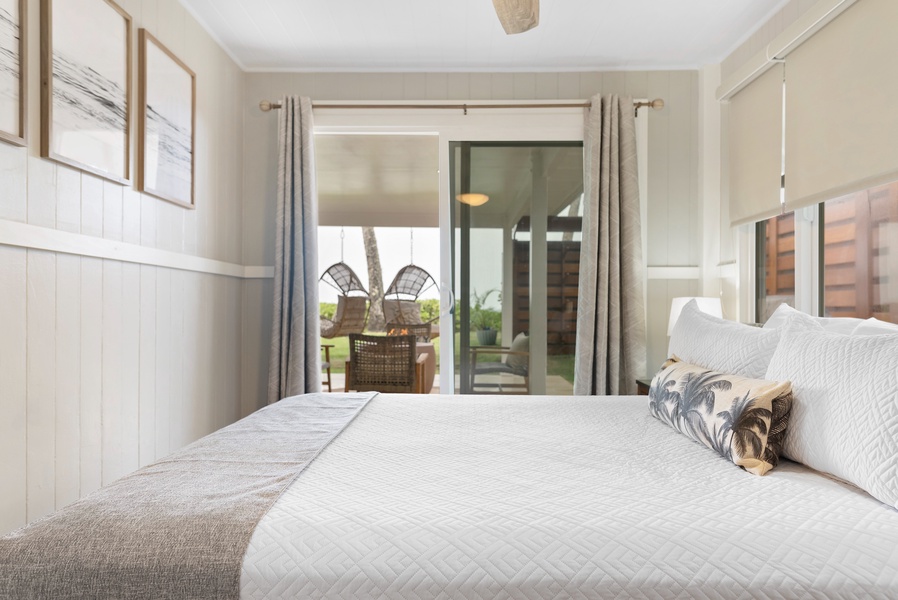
{"left": 727, "top": 64, "right": 784, "bottom": 226}
{"left": 785, "top": 0, "right": 898, "bottom": 209}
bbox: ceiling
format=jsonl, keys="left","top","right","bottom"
{"left": 179, "top": 0, "right": 789, "bottom": 72}
{"left": 316, "top": 134, "right": 440, "bottom": 228}
{"left": 468, "top": 145, "right": 583, "bottom": 228}
{"left": 316, "top": 135, "right": 583, "bottom": 229}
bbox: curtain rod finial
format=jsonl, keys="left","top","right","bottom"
{"left": 650, "top": 98, "right": 665, "bottom": 111}
{"left": 260, "top": 100, "right": 278, "bottom": 112}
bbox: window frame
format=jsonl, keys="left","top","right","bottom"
{"left": 750, "top": 191, "right": 898, "bottom": 322}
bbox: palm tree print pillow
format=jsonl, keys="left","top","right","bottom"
{"left": 649, "top": 358, "right": 793, "bottom": 476}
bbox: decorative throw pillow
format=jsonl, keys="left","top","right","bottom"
{"left": 398, "top": 300, "right": 422, "bottom": 323}
{"left": 505, "top": 332, "right": 529, "bottom": 373}
{"left": 765, "top": 326, "right": 898, "bottom": 508}
{"left": 649, "top": 359, "right": 793, "bottom": 476}
{"left": 334, "top": 295, "right": 367, "bottom": 322}
{"left": 668, "top": 299, "right": 785, "bottom": 379}
{"left": 384, "top": 299, "right": 422, "bottom": 324}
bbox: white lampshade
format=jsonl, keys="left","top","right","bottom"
{"left": 668, "top": 297, "right": 723, "bottom": 336}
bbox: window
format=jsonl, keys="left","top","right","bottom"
{"left": 755, "top": 181, "right": 898, "bottom": 325}
{"left": 756, "top": 212, "right": 795, "bottom": 323}
{"left": 822, "top": 183, "right": 898, "bottom": 322}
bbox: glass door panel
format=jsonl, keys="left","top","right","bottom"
{"left": 450, "top": 142, "right": 583, "bottom": 395}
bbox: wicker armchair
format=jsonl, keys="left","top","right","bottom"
{"left": 346, "top": 334, "right": 427, "bottom": 394}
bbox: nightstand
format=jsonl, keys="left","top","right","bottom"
{"left": 636, "top": 377, "right": 653, "bottom": 396}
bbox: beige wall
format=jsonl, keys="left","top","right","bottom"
{"left": 241, "top": 70, "right": 702, "bottom": 407}
{"left": 0, "top": 0, "right": 246, "bottom": 534}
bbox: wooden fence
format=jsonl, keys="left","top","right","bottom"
{"left": 762, "top": 182, "right": 898, "bottom": 322}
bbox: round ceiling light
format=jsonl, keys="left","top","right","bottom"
{"left": 456, "top": 193, "right": 489, "bottom": 206}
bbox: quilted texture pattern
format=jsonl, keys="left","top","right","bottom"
{"left": 649, "top": 360, "right": 793, "bottom": 475}
{"left": 766, "top": 329, "right": 898, "bottom": 509}
{"left": 669, "top": 300, "right": 783, "bottom": 379}
{"left": 241, "top": 394, "right": 898, "bottom": 599}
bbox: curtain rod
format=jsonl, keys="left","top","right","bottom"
{"left": 258, "top": 98, "right": 665, "bottom": 116}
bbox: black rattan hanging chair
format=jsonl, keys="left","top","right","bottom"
{"left": 382, "top": 229, "right": 440, "bottom": 338}
{"left": 320, "top": 262, "right": 370, "bottom": 339}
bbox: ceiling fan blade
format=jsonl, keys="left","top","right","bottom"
{"left": 492, "top": 0, "right": 539, "bottom": 35}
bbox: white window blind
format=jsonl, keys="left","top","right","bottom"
{"left": 785, "top": 0, "right": 898, "bottom": 210}
{"left": 727, "top": 64, "right": 784, "bottom": 226}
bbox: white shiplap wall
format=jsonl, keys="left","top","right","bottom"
{"left": 0, "top": 0, "right": 246, "bottom": 534}
{"left": 241, "top": 70, "right": 701, "bottom": 406}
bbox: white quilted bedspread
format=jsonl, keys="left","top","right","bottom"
{"left": 241, "top": 395, "right": 898, "bottom": 599}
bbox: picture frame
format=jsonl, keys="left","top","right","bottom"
{"left": 40, "top": 0, "right": 131, "bottom": 184}
{"left": 138, "top": 29, "right": 195, "bottom": 209}
{"left": 0, "top": 0, "right": 26, "bottom": 146}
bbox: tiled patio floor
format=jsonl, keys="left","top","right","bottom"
{"left": 324, "top": 372, "right": 574, "bottom": 395}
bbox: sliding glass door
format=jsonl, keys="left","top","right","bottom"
{"left": 450, "top": 142, "right": 583, "bottom": 395}
{"left": 312, "top": 105, "right": 589, "bottom": 394}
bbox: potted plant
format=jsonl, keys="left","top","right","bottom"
{"left": 470, "top": 288, "right": 499, "bottom": 345}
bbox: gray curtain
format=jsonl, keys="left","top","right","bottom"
{"left": 268, "top": 96, "right": 321, "bottom": 403}
{"left": 573, "top": 94, "right": 646, "bottom": 396}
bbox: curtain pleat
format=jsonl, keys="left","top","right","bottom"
{"left": 268, "top": 96, "right": 321, "bottom": 403}
{"left": 573, "top": 94, "right": 646, "bottom": 395}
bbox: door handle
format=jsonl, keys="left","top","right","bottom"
{"left": 441, "top": 285, "right": 455, "bottom": 318}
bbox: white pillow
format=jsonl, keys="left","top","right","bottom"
{"left": 505, "top": 332, "right": 529, "bottom": 373}
{"left": 762, "top": 303, "right": 797, "bottom": 329}
{"left": 853, "top": 317, "right": 898, "bottom": 336}
{"left": 669, "top": 299, "right": 784, "bottom": 379}
{"left": 765, "top": 327, "right": 898, "bottom": 509}
{"left": 819, "top": 316, "right": 865, "bottom": 335}
{"left": 763, "top": 302, "right": 862, "bottom": 335}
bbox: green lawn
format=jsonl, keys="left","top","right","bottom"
{"left": 547, "top": 354, "right": 576, "bottom": 384}
{"left": 320, "top": 337, "right": 350, "bottom": 373}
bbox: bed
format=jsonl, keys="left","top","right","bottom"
{"left": 241, "top": 393, "right": 898, "bottom": 599}
{"left": 3, "top": 302, "right": 898, "bottom": 599}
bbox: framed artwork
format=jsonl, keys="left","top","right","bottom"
{"left": 138, "top": 29, "right": 195, "bottom": 208}
{"left": 0, "top": 0, "right": 26, "bottom": 146}
{"left": 40, "top": 0, "right": 131, "bottom": 183}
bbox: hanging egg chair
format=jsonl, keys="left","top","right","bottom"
{"left": 318, "top": 225, "right": 372, "bottom": 342}
{"left": 382, "top": 229, "right": 440, "bottom": 339}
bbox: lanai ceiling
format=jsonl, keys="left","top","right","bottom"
{"left": 316, "top": 134, "right": 440, "bottom": 228}
{"left": 316, "top": 135, "right": 582, "bottom": 229}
